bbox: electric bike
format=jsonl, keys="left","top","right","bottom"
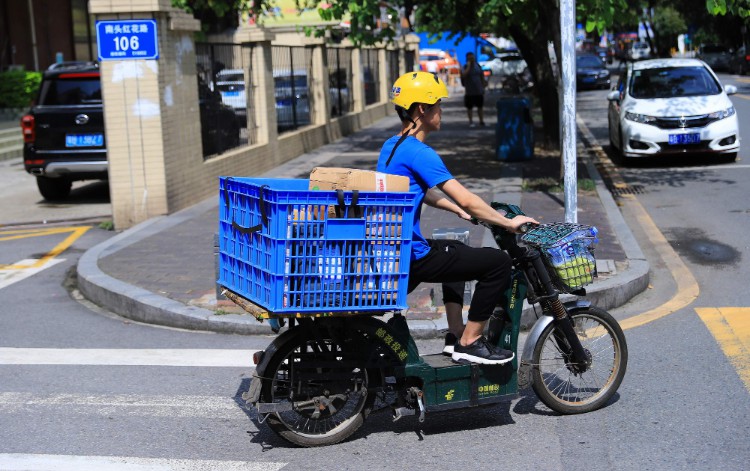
{"left": 227, "top": 202, "right": 628, "bottom": 447}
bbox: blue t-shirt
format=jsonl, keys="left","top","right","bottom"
{"left": 377, "top": 134, "right": 454, "bottom": 260}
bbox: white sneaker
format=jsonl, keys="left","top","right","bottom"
{"left": 442, "top": 332, "right": 458, "bottom": 355}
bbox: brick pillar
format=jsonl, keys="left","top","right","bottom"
{"left": 89, "top": 1, "right": 200, "bottom": 229}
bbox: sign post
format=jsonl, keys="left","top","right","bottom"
{"left": 96, "top": 20, "right": 159, "bottom": 61}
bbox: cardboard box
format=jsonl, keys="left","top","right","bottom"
{"left": 309, "top": 167, "right": 410, "bottom": 193}
{"left": 309, "top": 167, "right": 410, "bottom": 221}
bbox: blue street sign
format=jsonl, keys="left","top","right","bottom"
{"left": 96, "top": 20, "right": 158, "bottom": 61}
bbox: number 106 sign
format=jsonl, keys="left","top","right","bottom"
{"left": 96, "top": 20, "right": 158, "bottom": 61}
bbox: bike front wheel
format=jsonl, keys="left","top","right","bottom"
{"left": 531, "top": 306, "right": 628, "bottom": 414}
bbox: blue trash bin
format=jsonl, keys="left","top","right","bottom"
{"left": 495, "top": 96, "right": 534, "bottom": 161}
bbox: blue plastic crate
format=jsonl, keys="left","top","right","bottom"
{"left": 217, "top": 177, "right": 417, "bottom": 315}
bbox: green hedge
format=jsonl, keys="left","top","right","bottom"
{"left": 0, "top": 70, "right": 42, "bottom": 108}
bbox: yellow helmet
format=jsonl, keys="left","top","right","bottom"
{"left": 390, "top": 71, "right": 449, "bottom": 109}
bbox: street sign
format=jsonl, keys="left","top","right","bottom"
{"left": 96, "top": 20, "right": 158, "bottom": 61}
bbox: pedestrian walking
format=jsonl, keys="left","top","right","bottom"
{"left": 461, "top": 52, "right": 487, "bottom": 127}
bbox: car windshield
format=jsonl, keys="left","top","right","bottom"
{"left": 629, "top": 66, "right": 722, "bottom": 99}
{"left": 420, "top": 54, "right": 442, "bottom": 61}
{"left": 217, "top": 73, "right": 244, "bottom": 82}
{"left": 39, "top": 77, "right": 102, "bottom": 105}
{"left": 577, "top": 56, "right": 602, "bottom": 68}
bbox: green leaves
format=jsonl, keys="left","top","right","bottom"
{"left": 0, "top": 70, "right": 42, "bottom": 109}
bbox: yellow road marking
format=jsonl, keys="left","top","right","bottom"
{"left": 0, "top": 226, "right": 91, "bottom": 269}
{"left": 734, "top": 77, "right": 750, "bottom": 83}
{"left": 732, "top": 93, "right": 750, "bottom": 100}
{"left": 577, "top": 116, "right": 701, "bottom": 331}
{"left": 695, "top": 308, "right": 750, "bottom": 392}
{"left": 617, "top": 194, "right": 700, "bottom": 331}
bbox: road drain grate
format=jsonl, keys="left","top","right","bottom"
{"left": 609, "top": 185, "right": 646, "bottom": 196}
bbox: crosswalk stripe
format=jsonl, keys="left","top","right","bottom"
{"left": 0, "top": 348, "right": 259, "bottom": 367}
{"left": 0, "top": 453, "right": 286, "bottom": 471}
{"left": 0, "top": 392, "right": 248, "bottom": 418}
{"left": 0, "top": 258, "right": 65, "bottom": 290}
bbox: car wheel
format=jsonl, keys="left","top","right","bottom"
{"left": 36, "top": 177, "right": 72, "bottom": 201}
{"left": 615, "top": 127, "right": 630, "bottom": 166}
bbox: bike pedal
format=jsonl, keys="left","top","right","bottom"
{"left": 451, "top": 358, "right": 472, "bottom": 365}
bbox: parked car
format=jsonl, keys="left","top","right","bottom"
{"left": 214, "top": 68, "right": 247, "bottom": 126}
{"left": 21, "top": 61, "right": 107, "bottom": 200}
{"left": 576, "top": 53, "right": 611, "bottom": 90}
{"left": 698, "top": 44, "right": 731, "bottom": 72}
{"left": 418, "top": 48, "right": 461, "bottom": 75}
{"left": 274, "top": 70, "right": 311, "bottom": 131}
{"left": 607, "top": 58, "right": 739, "bottom": 164}
{"left": 729, "top": 46, "right": 750, "bottom": 75}
{"left": 197, "top": 78, "right": 241, "bottom": 157}
{"left": 627, "top": 42, "right": 651, "bottom": 61}
{"left": 21, "top": 62, "right": 241, "bottom": 200}
{"left": 580, "top": 39, "right": 612, "bottom": 65}
{"left": 479, "top": 50, "right": 528, "bottom": 78}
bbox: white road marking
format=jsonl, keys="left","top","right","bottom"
{"left": 0, "top": 348, "right": 259, "bottom": 367}
{"left": 0, "top": 453, "right": 286, "bottom": 471}
{"left": 0, "top": 392, "right": 249, "bottom": 419}
{"left": 0, "top": 258, "right": 65, "bottom": 290}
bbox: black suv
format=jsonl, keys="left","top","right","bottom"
{"left": 21, "top": 62, "right": 241, "bottom": 200}
{"left": 21, "top": 62, "right": 107, "bottom": 200}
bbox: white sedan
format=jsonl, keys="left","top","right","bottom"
{"left": 480, "top": 51, "right": 528, "bottom": 77}
{"left": 607, "top": 58, "right": 739, "bottom": 164}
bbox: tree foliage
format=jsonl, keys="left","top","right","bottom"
{"left": 172, "top": 0, "right": 748, "bottom": 147}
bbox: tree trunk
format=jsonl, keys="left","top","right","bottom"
{"left": 509, "top": 15, "right": 560, "bottom": 149}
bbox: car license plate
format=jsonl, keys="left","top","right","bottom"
{"left": 65, "top": 133, "right": 103, "bottom": 147}
{"left": 222, "top": 91, "right": 240, "bottom": 97}
{"left": 668, "top": 133, "right": 700, "bottom": 145}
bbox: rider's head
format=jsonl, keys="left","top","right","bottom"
{"left": 391, "top": 71, "right": 449, "bottom": 123}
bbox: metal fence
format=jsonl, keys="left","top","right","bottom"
{"left": 360, "top": 49, "right": 380, "bottom": 106}
{"left": 195, "top": 42, "right": 253, "bottom": 158}
{"left": 327, "top": 47, "right": 354, "bottom": 117}
{"left": 272, "top": 45, "right": 313, "bottom": 133}
{"left": 405, "top": 50, "right": 416, "bottom": 73}
{"left": 387, "top": 50, "right": 400, "bottom": 90}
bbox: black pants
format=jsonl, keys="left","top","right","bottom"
{"left": 407, "top": 239, "right": 511, "bottom": 322}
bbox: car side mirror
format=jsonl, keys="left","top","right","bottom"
{"left": 725, "top": 84, "right": 738, "bottom": 95}
{"left": 606, "top": 90, "right": 621, "bottom": 102}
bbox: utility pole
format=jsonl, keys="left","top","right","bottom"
{"left": 560, "top": 0, "right": 577, "bottom": 222}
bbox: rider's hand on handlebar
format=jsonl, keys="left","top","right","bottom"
{"left": 509, "top": 215, "right": 539, "bottom": 234}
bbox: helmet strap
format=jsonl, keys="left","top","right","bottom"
{"left": 385, "top": 121, "right": 416, "bottom": 167}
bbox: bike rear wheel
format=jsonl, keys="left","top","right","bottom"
{"left": 259, "top": 323, "right": 380, "bottom": 447}
{"left": 531, "top": 306, "right": 627, "bottom": 414}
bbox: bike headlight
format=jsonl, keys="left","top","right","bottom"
{"left": 707, "top": 106, "right": 736, "bottom": 120}
{"left": 624, "top": 112, "right": 657, "bottom": 124}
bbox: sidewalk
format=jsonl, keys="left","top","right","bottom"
{"left": 77, "top": 93, "right": 649, "bottom": 337}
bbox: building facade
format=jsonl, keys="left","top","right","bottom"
{"left": 1, "top": 0, "right": 95, "bottom": 71}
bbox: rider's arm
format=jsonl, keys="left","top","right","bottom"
{"left": 424, "top": 188, "right": 471, "bottom": 220}
{"left": 437, "top": 179, "right": 538, "bottom": 233}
